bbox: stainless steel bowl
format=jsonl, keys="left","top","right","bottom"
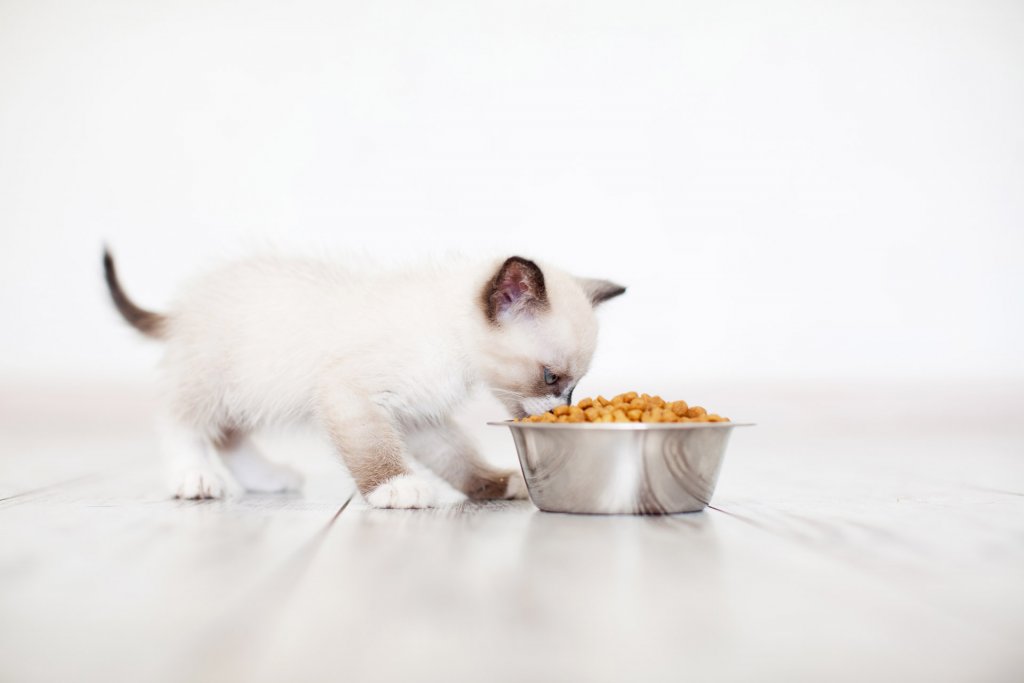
{"left": 488, "top": 421, "right": 753, "bottom": 515}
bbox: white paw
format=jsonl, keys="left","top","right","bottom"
{"left": 365, "top": 474, "right": 439, "bottom": 509}
{"left": 234, "top": 461, "right": 304, "bottom": 493}
{"left": 173, "top": 468, "right": 227, "bottom": 500}
{"left": 505, "top": 471, "right": 529, "bottom": 500}
{"left": 251, "top": 463, "right": 304, "bottom": 493}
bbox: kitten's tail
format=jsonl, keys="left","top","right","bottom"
{"left": 103, "top": 248, "right": 167, "bottom": 340}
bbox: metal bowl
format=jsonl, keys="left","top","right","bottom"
{"left": 488, "top": 421, "right": 753, "bottom": 515}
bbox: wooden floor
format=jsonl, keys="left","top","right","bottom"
{"left": 2, "top": 381, "right": 1023, "bottom": 682}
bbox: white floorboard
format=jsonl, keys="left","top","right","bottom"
{"left": 1, "top": 381, "right": 1022, "bottom": 682}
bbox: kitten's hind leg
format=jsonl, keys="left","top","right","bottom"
{"left": 216, "top": 430, "right": 304, "bottom": 493}
{"left": 406, "top": 419, "right": 527, "bottom": 501}
{"left": 159, "top": 417, "right": 233, "bottom": 500}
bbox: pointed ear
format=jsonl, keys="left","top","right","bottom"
{"left": 483, "top": 257, "right": 548, "bottom": 323}
{"left": 577, "top": 278, "right": 626, "bottom": 307}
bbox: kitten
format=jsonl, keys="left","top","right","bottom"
{"left": 103, "top": 250, "right": 625, "bottom": 508}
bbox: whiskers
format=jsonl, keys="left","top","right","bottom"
{"left": 490, "top": 388, "right": 530, "bottom": 419}
{"left": 491, "top": 388, "right": 528, "bottom": 401}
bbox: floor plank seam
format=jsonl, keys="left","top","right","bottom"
{"left": 0, "top": 470, "right": 123, "bottom": 508}
{"left": 178, "top": 493, "right": 356, "bottom": 679}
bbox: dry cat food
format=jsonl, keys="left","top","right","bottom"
{"left": 518, "top": 392, "right": 729, "bottom": 424}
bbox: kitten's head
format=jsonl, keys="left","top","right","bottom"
{"left": 478, "top": 256, "right": 625, "bottom": 418}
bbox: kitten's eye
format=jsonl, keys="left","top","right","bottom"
{"left": 543, "top": 367, "right": 559, "bottom": 386}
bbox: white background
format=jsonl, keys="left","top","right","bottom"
{"left": 2, "top": 0, "right": 1022, "bottom": 389}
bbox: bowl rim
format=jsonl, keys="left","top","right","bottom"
{"left": 487, "top": 420, "right": 755, "bottom": 430}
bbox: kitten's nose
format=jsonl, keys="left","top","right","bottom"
{"left": 565, "top": 387, "right": 574, "bottom": 406}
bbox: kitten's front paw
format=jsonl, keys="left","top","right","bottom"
{"left": 365, "top": 474, "right": 439, "bottom": 509}
{"left": 173, "top": 469, "right": 227, "bottom": 500}
{"left": 505, "top": 471, "right": 529, "bottom": 500}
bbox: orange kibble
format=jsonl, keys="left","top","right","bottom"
{"left": 516, "top": 393, "right": 728, "bottom": 424}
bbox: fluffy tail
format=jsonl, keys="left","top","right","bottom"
{"left": 103, "top": 248, "right": 166, "bottom": 339}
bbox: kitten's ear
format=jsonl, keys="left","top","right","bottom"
{"left": 577, "top": 278, "right": 627, "bottom": 307}
{"left": 483, "top": 257, "right": 549, "bottom": 323}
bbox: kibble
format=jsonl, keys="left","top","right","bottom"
{"left": 517, "top": 392, "right": 729, "bottom": 424}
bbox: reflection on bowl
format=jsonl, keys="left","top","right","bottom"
{"left": 488, "top": 421, "right": 753, "bottom": 515}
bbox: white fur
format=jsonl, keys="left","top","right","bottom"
{"left": 364, "top": 473, "right": 439, "bottom": 509}
{"left": 220, "top": 434, "right": 304, "bottom": 493}
{"left": 158, "top": 417, "right": 230, "bottom": 499}
{"left": 146, "top": 254, "right": 620, "bottom": 507}
{"left": 505, "top": 471, "right": 529, "bottom": 500}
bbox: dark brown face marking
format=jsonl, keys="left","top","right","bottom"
{"left": 481, "top": 256, "right": 549, "bottom": 324}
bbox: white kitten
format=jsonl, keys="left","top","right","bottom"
{"left": 104, "top": 250, "right": 625, "bottom": 508}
